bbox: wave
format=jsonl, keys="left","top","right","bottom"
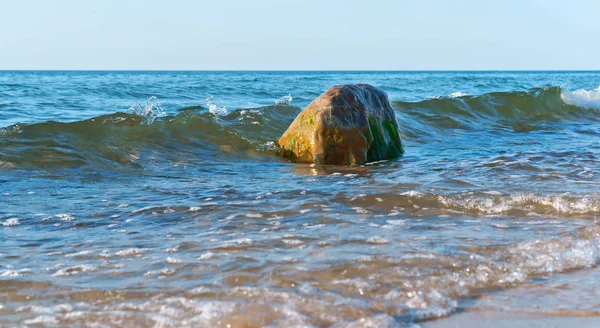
{"left": 396, "top": 86, "right": 600, "bottom": 120}
{"left": 394, "top": 86, "right": 600, "bottom": 139}
{"left": 2, "top": 86, "right": 600, "bottom": 170}
{"left": 0, "top": 104, "right": 300, "bottom": 170}
{"left": 345, "top": 191, "right": 600, "bottom": 218}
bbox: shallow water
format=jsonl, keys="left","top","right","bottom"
{"left": 1, "top": 71, "right": 600, "bottom": 327}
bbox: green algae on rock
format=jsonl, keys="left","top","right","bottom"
{"left": 277, "top": 84, "right": 404, "bottom": 165}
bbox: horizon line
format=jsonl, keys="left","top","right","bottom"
{"left": 1, "top": 69, "right": 600, "bottom": 73}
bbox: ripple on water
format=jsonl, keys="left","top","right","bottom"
{"left": 52, "top": 265, "right": 97, "bottom": 276}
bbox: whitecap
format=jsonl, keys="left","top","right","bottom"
{"left": 205, "top": 97, "right": 229, "bottom": 116}
{"left": 55, "top": 213, "right": 75, "bottom": 221}
{"left": 448, "top": 91, "right": 468, "bottom": 98}
{"left": 274, "top": 94, "right": 293, "bottom": 106}
{"left": 2, "top": 217, "right": 20, "bottom": 226}
{"left": 561, "top": 85, "right": 600, "bottom": 110}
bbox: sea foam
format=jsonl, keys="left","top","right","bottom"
{"left": 205, "top": 97, "right": 229, "bottom": 116}
{"left": 561, "top": 85, "right": 600, "bottom": 110}
{"left": 274, "top": 94, "right": 293, "bottom": 106}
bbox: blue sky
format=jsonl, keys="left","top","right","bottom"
{"left": 0, "top": 0, "right": 597, "bottom": 70}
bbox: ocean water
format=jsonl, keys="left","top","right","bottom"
{"left": 1, "top": 71, "right": 600, "bottom": 327}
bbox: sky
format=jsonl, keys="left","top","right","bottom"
{"left": 0, "top": 0, "right": 598, "bottom": 70}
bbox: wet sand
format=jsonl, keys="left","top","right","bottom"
{"left": 423, "top": 313, "right": 600, "bottom": 328}
{"left": 425, "top": 265, "right": 600, "bottom": 328}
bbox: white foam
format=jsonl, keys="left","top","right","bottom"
{"left": 2, "top": 217, "right": 20, "bottom": 226}
{"left": 159, "top": 268, "right": 176, "bottom": 276}
{"left": 115, "top": 248, "right": 145, "bottom": 257}
{"left": 205, "top": 97, "right": 229, "bottom": 116}
{"left": 561, "top": 85, "right": 600, "bottom": 110}
{"left": 23, "top": 316, "right": 59, "bottom": 325}
{"left": 165, "top": 246, "right": 179, "bottom": 253}
{"left": 53, "top": 265, "right": 97, "bottom": 276}
{"left": 234, "top": 238, "right": 253, "bottom": 245}
{"left": 510, "top": 225, "right": 600, "bottom": 274}
{"left": 166, "top": 257, "right": 184, "bottom": 264}
{"left": 198, "top": 252, "right": 214, "bottom": 260}
{"left": 401, "top": 190, "right": 424, "bottom": 197}
{"left": 448, "top": 91, "right": 468, "bottom": 98}
{"left": 258, "top": 141, "right": 278, "bottom": 151}
{"left": 333, "top": 314, "right": 404, "bottom": 328}
{"left": 386, "top": 219, "right": 406, "bottom": 226}
{"left": 433, "top": 92, "right": 468, "bottom": 99}
{"left": 0, "top": 268, "right": 31, "bottom": 277}
{"left": 55, "top": 214, "right": 75, "bottom": 221}
{"left": 436, "top": 193, "right": 600, "bottom": 216}
{"left": 366, "top": 236, "right": 390, "bottom": 244}
{"left": 282, "top": 239, "right": 304, "bottom": 246}
{"left": 65, "top": 250, "right": 94, "bottom": 258}
{"left": 274, "top": 94, "right": 293, "bottom": 106}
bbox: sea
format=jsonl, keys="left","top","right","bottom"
{"left": 1, "top": 71, "right": 600, "bottom": 327}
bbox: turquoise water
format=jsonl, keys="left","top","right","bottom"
{"left": 1, "top": 71, "right": 600, "bottom": 327}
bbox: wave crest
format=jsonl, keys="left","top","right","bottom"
{"left": 393, "top": 86, "right": 600, "bottom": 140}
{"left": 560, "top": 85, "right": 600, "bottom": 110}
{"left": 274, "top": 94, "right": 293, "bottom": 106}
{"left": 0, "top": 104, "right": 300, "bottom": 170}
{"left": 205, "top": 97, "right": 229, "bottom": 116}
{"left": 128, "top": 96, "right": 166, "bottom": 124}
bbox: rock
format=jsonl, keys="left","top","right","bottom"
{"left": 277, "top": 84, "right": 403, "bottom": 165}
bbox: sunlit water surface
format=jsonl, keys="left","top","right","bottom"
{"left": 1, "top": 71, "right": 600, "bottom": 327}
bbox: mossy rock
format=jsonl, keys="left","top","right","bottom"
{"left": 277, "top": 84, "right": 404, "bottom": 165}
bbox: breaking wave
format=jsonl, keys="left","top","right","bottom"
{"left": 560, "top": 85, "right": 600, "bottom": 110}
